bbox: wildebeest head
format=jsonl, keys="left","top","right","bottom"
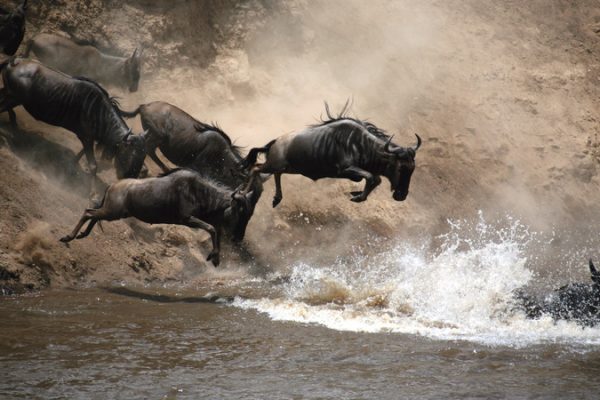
{"left": 124, "top": 47, "right": 141, "bottom": 92}
{"left": 114, "top": 130, "right": 146, "bottom": 178}
{"left": 381, "top": 133, "right": 422, "bottom": 201}
{"left": 224, "top": 190, "right": 256, "bottom": 242}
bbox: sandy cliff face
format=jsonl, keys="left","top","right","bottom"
{"left": 1, "top": 0, "right": 600, "bottom": 292}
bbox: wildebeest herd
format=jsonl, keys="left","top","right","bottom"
{"left": 1, "top": 1, "right": 599, "bottom": 327}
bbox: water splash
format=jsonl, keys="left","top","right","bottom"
{"left": 234, "top": 212, "right": 600, "bottom": 347}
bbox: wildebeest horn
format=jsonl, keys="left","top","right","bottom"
{"left": 231, "top": 191, "right": 245, "bottom": 201}
{"left": 590, "top": 259, "right": 598, "bottom": 275}
{"left": 413, "top": 133, "right": 422, "bottom": 151}
{"left": 383, "top": 135, "right": 395, "bottom": 153}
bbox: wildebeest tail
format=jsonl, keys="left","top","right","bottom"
{"left": 240, "top": 139, "right": 276, "bottom": 169}
{"left": 117, "top": 105, "right": 142, "bottom": 119}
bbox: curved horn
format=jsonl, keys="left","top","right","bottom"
{"left": 413, "top": 133, "right": 422, "bottom": 151}
{"left": 123, "top": 128, "right": 132, "bottom": 141}
{"left": 383, "top": 135, "right": 395, "bottom": 153}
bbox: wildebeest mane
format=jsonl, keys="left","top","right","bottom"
{"left": 194, "top": 121, "right": 244, "bottom": 159}
{"left": 313, "top": 100, "right": 391, "bottom": 141}
{"left": 158, "top": 167, "right": 188, "bottom": 177}
{"left": 158, "top": 167, "right": 233, "bottom": 198}
{"left": 72, "top": 75, "right": 123, "bottom": 113}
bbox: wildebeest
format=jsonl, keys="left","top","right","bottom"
{"left": 0, "top": 58, "right": 146, "bottom": 199}
{"left": 60, "top": 168, "right": 257, "bottom": 267}
{"left": 241, "top": 103, "right": 421, "bottom": 207}
{"left": 119, "top": 101, "right": 264, "bottom": 229}
{"left": 0, "top": 0, "right": 26, "bottom": 56}
{"left": 517, "top": 260, "right": 600, "bottom": 326}
{"left": 25, "top": 33, "right": 142, "bottom": 92}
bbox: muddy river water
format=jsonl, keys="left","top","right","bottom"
{"left": 3, "top": 218, "right": 600, "bottom": 399}
{"left": 1, "top": 286, "right": 600, "bottom": 400}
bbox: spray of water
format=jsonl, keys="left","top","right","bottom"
{"left": 234, "top": 212, "right": 600, "bottom": 347}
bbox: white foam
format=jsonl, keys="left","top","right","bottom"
{"left": 233, "top": 212, "right": 600, "bottom": 347}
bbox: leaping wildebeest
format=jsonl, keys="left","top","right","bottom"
{"left": 25, "top": 33, "right": 142, "bottom": 92}
{"left": 241, "top": 103, "right": 421, "bottom": 207}
{"left": 0, "top": 58, "right": 146, "bottom": 200}
{"left": 118, "top": 101, "right": 264, "bottom": 240}
{"left": 119, "top": 101, "right": 247, "bottom": 184}
{"left": 0, "top": 0, "right": 27, "bottom": 56}
{"left": 60, "top": 168, "right": 257, "bottom": 267}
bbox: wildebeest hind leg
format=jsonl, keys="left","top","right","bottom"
{"left": 0, "top": 89, "right": 20, "bottom": 127}
{"left": 243, "top": 164, "right": 264, "bottom": 194}
{"left": 76, "top": 219, "right": 99, "bottom": 239}
{"left": 340, "top": 166, "right": 381, "bottom": 202}
{"left": 60, "top": 210, "right": 95, "bottom": 243}
{"left": 185, "top": 216, "right": 220, "bottom": 267}
{"left": 273, "top": 173, "right": 283, "bottom": 207}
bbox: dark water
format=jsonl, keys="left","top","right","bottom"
{"left": 1, "top": 287, "right": 600, "bottom": 400}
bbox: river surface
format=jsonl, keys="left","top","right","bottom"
{"left": 2, "top": 216, "right": 600, "bottom": 399}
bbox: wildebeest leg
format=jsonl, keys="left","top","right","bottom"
{"left": 148, "top": 149, "right": 170, "bottom": 173}
{"left": 74, "top": 148, "right": 85, "bottom": 164}
{"left": 185, "top": 216, "right": 220, "bottom": 267}
{"left": 273, "top": 173, "right": 283, "bottom": 208}
{"left": 0, "top": 88, "right": 20, "bottom": 127}
{"left": 75, "top": 219, "right": 99, "bottom": 239}
{"left": 7, "top": 109, "right": 16, "bottom": 127}
{"left": 60, "top": 209, "right": 96, "bottom": 243}
{"left": 82, "top": 140, "right": 101, "bottom": 204}
{"left": 340, "top": 166, "right": 382, "bottom": 202}
{"left": 243, "top": 164, "right": 264, "bottom": 194}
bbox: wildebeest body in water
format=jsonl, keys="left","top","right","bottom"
{"left": 517, "top": 260, "right": 600, "bottom": 326}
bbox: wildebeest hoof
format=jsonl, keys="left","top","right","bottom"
{"left": 350, "top": 193, "right": 367, "bottom": 202}
{"left": 75, "top": 232, "right": 88, "bottom": 239}
{"left": 59, "top": 236, "right": 73, "bottom": 243}
{"left": 207, "top": 251, "right": 220, "bottom": 267}
{"left": 272, "top": 196, "right": 282, "bottom": 208}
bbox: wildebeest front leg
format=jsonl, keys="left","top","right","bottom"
{"left": 340, "top": 166, "right": 381, "bottom": 202}
{"left": 185, "top": 216, "right": 220, "bottom": 267}
{"left": 148, "top": 149, "right": 170, "bottom": 173}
